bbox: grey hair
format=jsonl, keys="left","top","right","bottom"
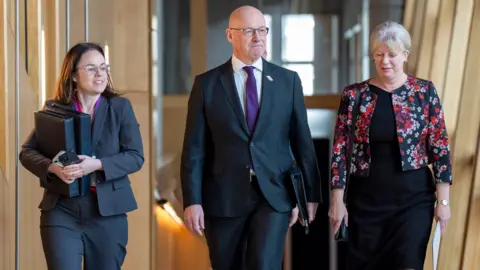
{"left": 370, "top": 21, "right": 411, "bottom": 54}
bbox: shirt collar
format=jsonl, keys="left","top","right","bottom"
{"left": 231, "top": 54, "right": 263, "bottom": 73}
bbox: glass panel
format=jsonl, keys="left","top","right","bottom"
{"left": 281, "top": 14, "right": 315, "bottom": 62}
{"left": 264, "top": 14, "right": 272, "bottom": 61}
{"left": 283, "top": 64, "right": 314, "bottom": 96}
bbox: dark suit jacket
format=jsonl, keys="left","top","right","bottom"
{"left": 19, "top": 95, "right": 144, "bottom": 216}
{"left": 181, "top": 58, "right": 321, "bottom": 218}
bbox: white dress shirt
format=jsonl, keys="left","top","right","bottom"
{"left": 231, "top": 54, "right": 263, "bottom": 114}
{"left": 231, "top": 55, "right": 263, "bottom": 176}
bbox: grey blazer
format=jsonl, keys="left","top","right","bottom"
{"left": 19, "top": 95, "right": 144, "bottom": 216}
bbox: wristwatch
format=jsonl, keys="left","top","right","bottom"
{"left": 437, "top": 199, "right": 449, "bottom": 206}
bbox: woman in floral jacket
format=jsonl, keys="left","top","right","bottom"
{"left": 328, "top": 21, "right": 452, "bottom": 270}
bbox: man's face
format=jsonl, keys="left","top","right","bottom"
{"left": 227, "top": 12, "right": 268, "bottom": 63}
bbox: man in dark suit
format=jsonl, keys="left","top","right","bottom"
{"left": 181, "top": 5, "right": 321, "bottom": 270}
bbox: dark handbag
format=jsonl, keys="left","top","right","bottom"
{"left": 334, "top": 89, "right": 361, "bottom": 242}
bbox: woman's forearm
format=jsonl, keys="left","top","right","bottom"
{"left": 331, "top": 188, "right": 345, "bottom": 202}
{"left": 436, "top": 183, "right": 450, "bottom": 201}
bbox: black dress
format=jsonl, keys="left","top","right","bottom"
{"left": 346, "top": 84, "right": 436, "bottom": 270}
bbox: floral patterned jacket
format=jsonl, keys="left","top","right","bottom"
{"left": 330, "top": 75, "right": 452, "bottom": 189}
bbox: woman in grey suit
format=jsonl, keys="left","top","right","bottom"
{"left": 19, "top": 42, "right": 144, "bottom": 270}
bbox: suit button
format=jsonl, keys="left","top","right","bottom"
{"left": 246, "top": 165, "right": 250, "bottom": 169}
{"left": 250, "top": 143, "right": 254, "bottom": 147}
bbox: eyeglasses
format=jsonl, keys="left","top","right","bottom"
{"left": 77, "top": 64, "right": 111, "bottom": 75}
{"left": 229, "top": 27, "right": 269, "bottom": 37}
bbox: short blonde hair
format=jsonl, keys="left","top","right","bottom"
{"left": 370, "top": 21, "right": 411, "bottom": 54}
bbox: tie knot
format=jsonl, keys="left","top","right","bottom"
{"left": 243, "top": 66, "right": 255, "bottom": 75}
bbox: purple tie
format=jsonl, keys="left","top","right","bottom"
{"left": 243, "top": 66, "right": 258, "bottom": 132}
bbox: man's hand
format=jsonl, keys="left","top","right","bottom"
{"left": 299, "top": 202, "right": 318, "bottom": 225}
{"left": 184, "top": 204, "right": 205, "bottom": 236}
{"left": 307, "top": 202, "right": 318, "bottom": 223}
{"left": 289, "top": 206, "right": 299, "bottom": 227}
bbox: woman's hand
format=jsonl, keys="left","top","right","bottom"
{"left": 62, "top": 155, "right": 102, "bottom": 179}
{"left": 48, "top": 163, "right": 76, "bottom": 184}
{"left": 435, "top": 204, "right": 451, "bottom": 235}
{"left": 328, "top": 190, "right": 348, "bottom": 235}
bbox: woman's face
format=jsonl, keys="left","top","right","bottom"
{"left": 73, "top": 50, "right": 109, "bottom": 96}
{"left": 372, "top": 42, "right": 408, "bottom": 80}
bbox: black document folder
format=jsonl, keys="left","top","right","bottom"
{"left": 289, "top": 164, "right": 310, "bottom": 235}
{"left": 45, "top": 101, "right": 93, "bottom": 196}
{"left": 34, "top": 110, "right": 80, "bottom": 197}
{"left": 46, "top": 102, "right": 92, "bottom": 156}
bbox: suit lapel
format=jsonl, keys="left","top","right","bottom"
{"left": 220, "top": 60, "right": 250, "bottom": 135}
{"left": 251, "top": 60, "right": 274, "bottom": 138}
{"left": 91, "top": 95, "right": 108, "bottom": 151}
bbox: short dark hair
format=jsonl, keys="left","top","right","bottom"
{"left": 53, "top": 42, "right": 120, "bottom": 104}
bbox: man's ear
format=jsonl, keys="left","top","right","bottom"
{"left": 226, "top": 29, "right": 233, "bottom": 43}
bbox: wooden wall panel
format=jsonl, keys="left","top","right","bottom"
{"left": 415, "top": 0, "right": 441, "bottom": 79}
{"left": 441, "top": 0, "right": 474, "bottom": 132}
{"left": 405, "top": 0, "right": 426, "bottom": 75}
{"left": 112, "top": 1, "right": 149, "bottom": 92}
{"left": 440, "top": 1, "right": 480, "bottom": 269}
{"left": 69, "top": 0, "right": 86, "bottom": 45}
{"left": 402, "top": 0, "right": 417, "bottom": 33}
{"left": 18, "top": 58, "right": 47, "bottom": 270}
{"left": 0, "top": 0, "right": 6, "bottom": 171}
{"left": 429, "top": 0, "right": 456, "bottom": 99}
{"left": 5, "top": 0, "right": 15, "bottom": 185}
{"left": 14, "top": 1, "right": 47, "bottom": 269}
{"left": 0, "top": 0, "right": 15, "bottom": 269}
{"left": 26, "top": 0, "right": 41, "bottom": 106}
{"left": 463, "top": 136, "right": 480, "bottom": 269}
{"left": 163, "top": 96, "right": 189, "bottom": 156}
{"left": 43, "top": 0, "right": 61, "bottom": 99}
{"left": 19, "top": 0, "right": 24, "bottom": 64}
{"left": 190, "top": 0, "right": 207, "bottom": 83}
{"left": 6, "top": 0, "right": 14, "bottom": 32}
{"left": 88, "top": 0, "right": 149, "bottom": 92}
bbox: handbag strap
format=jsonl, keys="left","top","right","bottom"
{"left": 343, "top": 89, "right": 361, "bottom": 203}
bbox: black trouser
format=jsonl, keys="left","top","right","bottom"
{"left": 204, "top": 176, "right": 291, "bottom": 270}
{"left": 40, "top": 193, "right": 128, "bottom": 270}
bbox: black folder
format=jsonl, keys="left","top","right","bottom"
{"left": 34, "top": 110, "right": 80, "bottom": 197}
{"left": 46, "top": 102, "right": 92, "bottom": 156}
{"left": 288, "top": 164, "right": 310, "bottom": 235}
{"left": 45, "top": 101, "right": 93, "bottom": 195}
{"left": 288, "top": 146, "right": 310, "bottom": 235}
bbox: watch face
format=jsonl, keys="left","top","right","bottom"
{"left": 441, "top": 200, "right": 448, "bottom": 205}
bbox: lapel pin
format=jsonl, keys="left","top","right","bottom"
{"left": 266, "top": 75, "right": 273, "bottom": 81}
